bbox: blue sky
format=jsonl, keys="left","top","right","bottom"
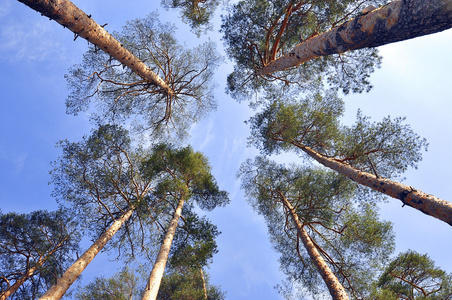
{"left": 1, "top": 0, "right": 452, "bottom": 299}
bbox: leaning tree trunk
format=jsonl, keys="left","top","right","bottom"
{"left": 258, "top": 0, "right": 452, "bottom": 75}
{"left": 296, "top": 143, "right": 452, "bottom": 226}
{"left": 0, "top": 239, "right": 66, "bottom": 300}
{"left": 17, "top": 0, "right": 173, "bottom": 96}
{"left": 39, "top": 209, "right": 135, "bottom": 300}
{"left": 279, "top": 192, "right": 349, "bottom": 300}
{"left": 141, "top": 196, "right": 186, "bottom": 300}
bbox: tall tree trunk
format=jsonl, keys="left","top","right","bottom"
{"left": 258, "top": 0, "right": 452, "bottom": 75}
{"left": 141, "top": 197, "right": 185, "bottom": 300}
{"left": 199, "top": 267, "right": 208, "bottom": 300}
{"left": 279, "top": 193, "right": 349, "bottom": 300}
{"left": 17, "top": 0, "right": 173, "bottom": 96}
{"left": 39, "top": 209, "right": 134, "bottom": 300}
{"left": 297, "top": 143, "right": 452, "bottom": 226}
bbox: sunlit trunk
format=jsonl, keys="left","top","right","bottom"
{"left": 279, "top": 193, "right": 349, "bottom": 300}
{"left": 200, "top": 267, "right": 208, "bottom": 300}
{"left": 298, "top": 144, "right": 452, "bottom": 226}
{"left": 258, "top": 0, "right": 452, "bottom": 75}
{"left": 39, "top": 209, "right": 134, "bottom": 300}
{"left": 17, "top": 0, "right": 173, "bottom": 96}
{"left": 141, "top": 196, "right": 185, "bottom": 300}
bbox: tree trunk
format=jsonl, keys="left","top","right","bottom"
{"left": 199, "top": 267, "right": 208, "bottom": 300}
{"left": 17, "top": 0, "right": 173, "bottom": 96}
{"left": 258, "top": 0, "right": 452, "bottom": 75}
{"left": 298, "top": 144, "right": 452, "bottom": 226}
{"left": 279, "top": 193, "right": 349, "bottom": 300}
{"left": 0, "top": 270, "right": 36, "bottom": 300}
{"left": 141, "top": 197, "right": 185, "bottom": 300}
{"left": 0, "top": 243, "right": 61, "bottom": 300}
{"left": 39, "top": 209, "right": 134, "bottom": 300}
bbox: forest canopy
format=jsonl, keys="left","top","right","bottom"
{"left": 3, "top": 0, "right": 452, "bottom": 299}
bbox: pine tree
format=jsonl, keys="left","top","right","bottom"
{"left": 372, "top": 250, "right": 452, "bottom": 299}
{"left": 0, "top": 210, "right": 79, "bottom": 300}
{"left": 248, "top": 91, "right": 452, "bottom": 225}
{"left": 65, "top": 13, "right": 221, "bottom": 140}
{"left": 258, "top": 0, "right": 452, "bottom": 75}
{"left": 17, "top": 0, "right": 173, "bottom": 95}
{"left": 239, "top": 157, "right": 394, "bottom": 299}
{"left": 41, "top": 125, "right": 162, "bottom": 299}
{"left": 140, "top": 144, "right": 229, "bottom": 300}
{"left": 221, "top": 0, "right": 384, "bottom": 102}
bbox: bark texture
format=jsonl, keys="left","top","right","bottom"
{"left": 141, "top": 197, "right": 185, "bottom": 300}
{"left": 39, "top": 209, "right": 134, "bottom": 300}
{"left": 258, "top": 0, "right": 452, "bottom": 75}
{"left": 280, "top": 193, "right": 350, "bottom": 300}
{"left": 299, "top": 144, "right": 452, "bottom": 226}
{"left": 17, "top": 0, "right": 173, "bottom": 95}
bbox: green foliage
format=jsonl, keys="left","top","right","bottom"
{"left": 143, "top": 144, "right": 229, "bottom": 211}
{"left": 161, "top": 0, "right": 222, "bottom": 36}
{"left": 158, "top": 267, "right": 225, "bottom": 300}
{"left": 75, "top": 267, "right": 144, "bottom": 300}
{"left": 336, "top": 110, "right": 428, "bottom": 178}
{"left": 75, "top": 265, "right": 225, "bottom": 300}
{"left": 51, "top": 124, "right": 162, "bottom": 260}
{"left": 66, "top": 12, "right": 222, "bottom": 140}
{"left": 52, "top": 124, "right": 228, "bottom": 289}
{"left": 247, "top": 89, "right": 344, "bottom": 154}
{"left": 221, "top": 0, "right": 386, "bottom": 102}
{"left": 248, "top": 91, "right": 428, "bottom": 179}
{"left": 169, "top": 208, "right": 220, "bottom": 269}
{"left": 0, "top": 210, "right": 79, "bottom": 300}
{"left": 372, "top": 250, "right": 452, "bottom": 299}
{"left": 239, "top": 157, "right": 395, "bottom": 299}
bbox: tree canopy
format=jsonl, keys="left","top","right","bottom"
{"left": 372, "top": 250, "right": 452, "bottom": 300}
{"left": 0, "top": 210, "right": 79, "bottom": 300}
{"left": 66, "top": 12, "right": 222, "bottom": 140}
{"left": 239, "top": 157, "right": 394, "bottom": 299}
{"left": 221, "top": 0, "right": 385, "bottom": 102}
{"left": 5, "top": 0, "right": 452, "bottom": 299}
{"left": 51, "top": 124, "right": 160, "bottom": 260}
{"left": 248, "top": 91, "right": 428, "bottom": 180}
{"left": 161, "top": 0, "right": 222, "bottom": 36}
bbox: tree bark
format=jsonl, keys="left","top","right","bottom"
{"left": 17, "top": 0, "right": 173, "bottom": 96}
{"left": 141, "top": 197, "right": 185, "bottom": 300}
{"left": 39, "top": 209, "right": 134, "bottom": 300}
{"left": 0, "top": 242, "right": 63, "bottom": 300}
{"left": 199, "top": 267, "right": 208, "bottom": 300}
{"left": 279, "top": 193, "right": 349, "bottom": 300}
{"left": 297, "top": 144, "right": 452, "bottom": 226}
{"left": 258, "top": 0, "right": 452, "bottom": 75}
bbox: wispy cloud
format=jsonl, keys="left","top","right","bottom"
{"left": 0, "top": 18, "right": 67, "bottom": 62}
{"left": 190, "top": 116, "right": 215, "bottom": 151}
{"left": 0, "top": 146, "right": 28, "bottom": 175}
{"left": 0, "top": 0, "right": 12, "bottom": 18}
